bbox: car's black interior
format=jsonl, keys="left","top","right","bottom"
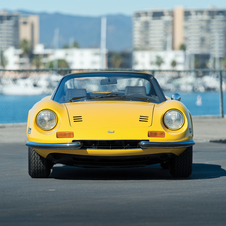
{"left": 63, "top": 86, "right": 150, "bottom": 102}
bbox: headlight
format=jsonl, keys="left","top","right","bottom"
{"left": 164, "top": 110, "right": 184, "bottom": 130}
{"left": 36, "top": 110, "right": 57, "bottom": 130}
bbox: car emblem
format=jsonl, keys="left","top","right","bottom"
{"left": 108, "top": 130, "right": 115, "bottom": 133}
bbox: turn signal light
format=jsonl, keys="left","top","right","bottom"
{"left": 56, "top": 132, "right": 74, "bottom": 138}
{"left": 148, "top": 131, "right": 165, "bottom": 138}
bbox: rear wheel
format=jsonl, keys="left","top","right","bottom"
{"left": 169, "top": 146, "right": 193, "bottom": 178}
{"left": 28, "top": 147, "right": 53, "bottom": 178}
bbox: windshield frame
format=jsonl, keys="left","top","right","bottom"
{"left": 51, "top": 72, "right": 166, "bottom": 103}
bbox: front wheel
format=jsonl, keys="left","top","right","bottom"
{"left": 28, "top": 147, "right": 53, "bottom": 178}
{"left": 169, "top": 146, "right": 193, "bottom": 178}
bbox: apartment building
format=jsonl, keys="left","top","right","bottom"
{"left": 0, "top": 11, "right": 19, "bottom": 51}
{"left": 178, "top": 8, "right": 226, "bottom": 57}
{"left": 133, "top": 7, "right": 226, "bottom": 57}
{"left": 0, "top": 11, "right": 39, "bottom": 52}
{"left": 19, "top": 15, "right": 39, "bottom": 49}
{"left": 133, "top": 10, "right": 173, "bottom": 51}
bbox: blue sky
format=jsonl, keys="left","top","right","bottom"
{"left": 2, "top": 0, "right": 226, "bottom": 16}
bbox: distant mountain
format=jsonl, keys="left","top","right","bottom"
{"left": 18, "top": 10, "right": 133, "bottom": 51}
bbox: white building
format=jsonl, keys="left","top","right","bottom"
{"left": 4, "top": 46, "right": 23, "bottom": 69}
{"left": 33, "top": 44, "right": 102, "bottom": 69}
{"left": 3, "top": 44, "right": 103, "bottom": 70}
{"left": 133, "top": 50, "right": 185, "bottom": 70}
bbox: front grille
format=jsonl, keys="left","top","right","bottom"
{"left": 73, "top": 116, "right": 82, "bottom": 122}
{"left": 73, "top": 140, "right": 149, "bottom": 149}
{"left": 139, "top": 115, "right": 149, "bottom": 122}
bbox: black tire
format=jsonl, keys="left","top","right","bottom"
{"left": 169, "top": 146, "right": 193, "bottom": 178}
{"left": 28, "top": 147, "right": 52, "bottom": 178}
{"left": 160, "top": 162, "right": 170, "bottom": 169}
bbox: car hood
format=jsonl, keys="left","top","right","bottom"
{"left": 65, "top": 101, "right": 155, "bottom": 129}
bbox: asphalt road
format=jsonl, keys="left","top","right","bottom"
{"left": 0, "top": 142, "right": 226, "bottom": 226}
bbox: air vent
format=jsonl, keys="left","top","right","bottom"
{"left": 139, "top": 115, "right": 149, "bottom": 122}
{"left": 73, "top": 116, "right": 83, "bottom": 122}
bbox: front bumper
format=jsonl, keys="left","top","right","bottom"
{"left": 139, "top": 140, "right": 195, "bottom": 149}
{"left": 26, "top": 140, "right": 195, "bottom": 150}
{"left": 26, "top": 141, "right": 82, "bottom": 149}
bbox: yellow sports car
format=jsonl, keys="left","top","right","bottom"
{"left": 26, "top": 71, "right": 195, "bottom": 178}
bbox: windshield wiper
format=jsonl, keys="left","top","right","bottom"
{"left": 92, "top": 93, "right": 124, "bottom": 99}
{"left": 126, "top": 95, "right": 150, "bottom": 102}
{"left": 70, "top": 96, "right": 87, "bottom": 102}
{"left": 91, "top": 93, "right": 149, "bottom": 102}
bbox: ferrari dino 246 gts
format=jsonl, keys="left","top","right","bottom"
{"left": 26, "top": 72, "right": 195, "bottom": 178}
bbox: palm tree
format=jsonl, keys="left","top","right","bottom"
{"left": 194, "top": 57, "right": 200, "bottom": 69}
{"left": 179, "top": 44, "right": 187, "bottom": 69}
{"left": 45, "top": 59, "right": 70, "bottom": 69}
{"left": 19, "top": 39, "right": 32, "bottom": 68}
{"left": 32, "top": 55, "right": 43, "bottom": 69}
{"left": 63, "top": 44, "right": 69, "bottom": 49}
{"left": 220, "top": 58, "right": 226, "bottom": 69}
{"left": 0, "top": 50, "right": 8, "bottom": 68}
{"left": 58, "top": 59, "right": 70, "bottom": 68}
{"left": 63, "top": 41, "right": 79, "bottom": 49}
{"left": 111, "top": 53, "right": 122, "bottom": 68}
{"left": 179, "top": 43, "right": 186, "bottom": 51}
{"left": 171, "top": 60, "right": 177, "bottom": 69}
{"left": 155, "top": 56, "right": 164, "bottom": 69}
{"left": 72, "top": 42, "right": 79, "bottom": 48}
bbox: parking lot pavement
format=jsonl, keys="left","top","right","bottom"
{"left": 0, "top": 116, "right": 226, "bottom": 144}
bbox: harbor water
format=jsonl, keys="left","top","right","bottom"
{"left": 0, "top": 92, "right": 225, "bottom": 124}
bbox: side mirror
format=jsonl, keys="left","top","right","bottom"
{"left": 171, "top": 93, "right": 181, "bottom": 101}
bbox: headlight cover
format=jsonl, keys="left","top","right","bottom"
{"left": 36, "top": 110, "right": 57, "bottom": 130}
{"left": 164, "top": 110, "right": 184, "bottom": 130}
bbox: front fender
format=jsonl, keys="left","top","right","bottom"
{"left": 27, "top": 99, "right": 72, "bottom": 143}
{"left": 150, "top": 100, "right": 193, "bottom": 142}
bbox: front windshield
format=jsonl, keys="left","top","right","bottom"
{"left": 53, "top": 73, "right": 165, "bottom": 103}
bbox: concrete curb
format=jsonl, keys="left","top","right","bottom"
{"left": 0, "top": 123, "right": 27, "bottom": 128}
{"left": 210, "top": 139, "right": 226, "bottom": 143}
